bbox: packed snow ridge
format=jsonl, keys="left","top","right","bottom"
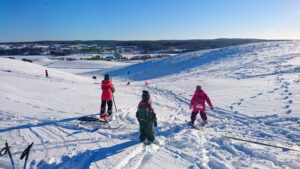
{"left": 0, "top": 41, "right": 300, "bottom": 169}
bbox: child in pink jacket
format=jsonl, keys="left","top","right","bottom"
{"left": 189, "top": 85, "right": 214, "bottom": 125}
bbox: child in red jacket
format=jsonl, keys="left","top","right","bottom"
{"left": 189, "top": 85, "right": 213, "bottom": 125}
{"left": 100, "top": 74, "right": 115, "bottom": 119}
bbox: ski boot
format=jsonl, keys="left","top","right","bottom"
{"left": 144, "top": 140, "right": 152, "bottom": 145}
{"left": 100, "top": 113, "right": 108, "bottom": 121}
{"left": 200, "top": 120, "right": 208, "bottom": 126}
{"left": 188, "top": 121, "right": 194, "bottom": 126}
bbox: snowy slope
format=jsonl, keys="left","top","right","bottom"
{"left": 1, "top": 41, "right": 300, "bottom": 169}
{"left": 109, "top": 41, "right": 300, "bottom": 80}
{"left": 2, "top": 55, "right": 135, "bottom": 75}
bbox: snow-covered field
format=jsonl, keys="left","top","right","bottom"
{"left": 1, "top": 41, "right": 300, "bottom": 169}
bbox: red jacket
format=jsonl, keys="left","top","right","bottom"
{"left": 190, "top": 89, "right": 213, "bottom": 112}
{"left": 101, "top": 80, "right": 114, "bottom": 101}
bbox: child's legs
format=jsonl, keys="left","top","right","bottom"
{"left": 100, "top": 100, "right": 107, "bottom": 115}
{"left": 190, "top": 111, "right": 199, "bottom": 123}
{"left": 107, "top": 100, "right": 113, "bottom": 115}
{"left": 200, "top": 111, "right": 207, "bottom": 121}
{"left": 139, "top": 124, "right": 146, "bottom": 141}
{"left": 145, "top": 125, "right": 154, "bottom": 141}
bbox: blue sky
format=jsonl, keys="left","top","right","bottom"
{"left": 1, "top": 0, "right": 300, "bottom": 42}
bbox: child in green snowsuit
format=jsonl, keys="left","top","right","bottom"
{"left": 136, "top": 90, "right": 157, "bottom": 142}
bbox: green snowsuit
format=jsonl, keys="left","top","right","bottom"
{"left": 136, "top": 100, "right": 157, "bottom": 142}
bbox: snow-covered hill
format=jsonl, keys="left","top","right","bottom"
{"left": 1, "top": 41, "right": 300, "bottom": 169}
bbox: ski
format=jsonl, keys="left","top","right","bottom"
{"left": 78, "top": 116, "right": 121, "bottom": 130}
{"left": 78, "top": 121, "right": 121, "bottom": 129}
{"left": 78, "top": 122, "right": 121, "bottom": 130}
{"left": 185, "top": 120, "right": 203, "bottom": 130}
{"left": 143, "top": 140, "right": 153, "bottom": 145}
{"left": 77, "top": 116, "right": 107, "bottom": 123}
{"left": 224, "top": 136, "right": 300, "bottom": 152}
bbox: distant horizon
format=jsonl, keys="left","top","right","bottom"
{"left": 0, "top": 38, "right": 297, "bottom": 44}
{"left": 1, "top": 0, "right": 300, "bottom": 42}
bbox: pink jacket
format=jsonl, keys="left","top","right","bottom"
{"left": 190, "top": 89, "right": 213, "bottom": 112}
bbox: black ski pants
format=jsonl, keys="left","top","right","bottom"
{"left": 100, "top": 100, "right": 113, "bottom": 115}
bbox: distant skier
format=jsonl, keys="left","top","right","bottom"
{"left": 100, "top": 74, "right": 115, "bottom": 120}
{"left": 136, "top": 90, "right": 157, "bottom": 144}
{"left": 189, "top": 85, "right": 213, "bottom": 126}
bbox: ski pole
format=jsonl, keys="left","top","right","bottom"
{"left": 20, "top": 142, "right": 33, "bottom": 169}
{"left": 0, "top": 142, "right": 16, "bottom": 169}
{"left": 110, "top": 76, "right": 118, "bottom": 113}
{"left": 112, "top": 93, "right": 118, "bottom": 113}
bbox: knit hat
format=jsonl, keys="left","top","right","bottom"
{"left": 142, "top": 90, "right": 150, "bottom": 100}
{"left": 104, "top": 74, "right": 110, "bottom": 80}
{"left": 196, "top": 85, "right": 202, "bottom": 91}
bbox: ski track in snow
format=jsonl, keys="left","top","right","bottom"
{"left": 139, "top": 85, "right": 299, "bottom": 168}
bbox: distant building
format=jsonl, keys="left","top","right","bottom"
{"left": 104, "top": 55, "right": 115, "bottom": 61}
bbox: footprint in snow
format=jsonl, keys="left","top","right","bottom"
{"left": 13, "top": 100, "right": 20, "bottom": 103}
{"left": 286, "top": 110, "right": 292, "bottom": 114}
{"left": 288, "top": 93, "right": 293, "bottom": 96}
{"left": 288, "top": 100, "right": 293, "bottom": 104}
{"left": 4, "top": 97, "right": 11, "bottom": 100}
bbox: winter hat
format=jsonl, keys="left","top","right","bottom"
{"left": 196, "top": 85, "right": 202, "bottom": 91}
{"left": 104, "top": 74, "right": 110, "bottom": 80}
{"left": 142, "top": 90, "right": 150, "bottom": 100}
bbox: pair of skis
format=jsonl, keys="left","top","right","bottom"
{"left": 77, "top": 116, "right": 121, "bottom": 130}
{"left": 79, "top": 86, "right": 120, "bottom": 130}
{"left": 0, "top": 142, "right": 33, "bottom": 169}
{"left": 186, "top": 120, "right": 206, "bottom": 130}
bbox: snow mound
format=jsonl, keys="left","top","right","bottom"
{"left": 0, "top": 58, "right": 90, "bottom": 82}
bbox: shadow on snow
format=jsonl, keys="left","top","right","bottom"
{"left": 0, "top": 114, "right": 98, "bottom": 133}
{"left": 37, "top": 140, "right": 140, "bottom": 169}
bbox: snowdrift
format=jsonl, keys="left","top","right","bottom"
{"left": 108, "top": 41, "right": 300, "bottom": 81}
